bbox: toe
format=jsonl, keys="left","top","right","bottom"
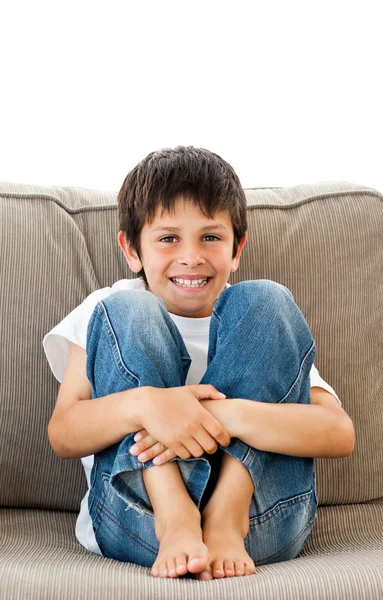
{"left": 160, "top": 564, "right": 168, "bottom": 578}
{"left": 244, "top": 562, "right": 257, "bottom": 575}
{"left": 188, "top": 554, "right": 208, "bottom": 574}
{"left": 212, "top": 560, "right": 225, "bottom": 578}
{"left": 151, "top": 563, "right": 159, "bottom": 577}
{"left": 175, "top": 554, "right": 188, "bottom": 576}
{"left": 167, "top": 558, "right": 177, "bottom": 578}
{"left": 234, "top": 560, "right": 244, "bottom": 576}
{"left": 195, "top": 567, "right": 213, "bottom": 581}
{"left": 223, "top": 559, "right": 235, "bottom": 577}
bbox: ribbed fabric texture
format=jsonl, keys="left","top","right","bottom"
{"left": 0, "top": 505, "right": 382, "bottom": 599}
{"left": 1, "top": 180, "right": 382, "bottom": 598}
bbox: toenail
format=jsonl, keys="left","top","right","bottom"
{"left": 215, "top": 569, "right": 224, "bottom": 576}
{"left": 227, "top": 569, "right": 234, "bottom": 575}
{"left": 169, "top": 569, "right": 176, "bottom": 576}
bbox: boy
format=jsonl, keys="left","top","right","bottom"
{"left": 44, "top": 145, "right": 355, "bottom": 581}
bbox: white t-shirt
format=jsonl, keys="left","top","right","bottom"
{"left": 43, "top": 277, "right": 341, "bottom": 556}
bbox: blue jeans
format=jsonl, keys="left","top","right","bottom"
{"left": 86, "top": 280, "right": 318, "bottom": 568}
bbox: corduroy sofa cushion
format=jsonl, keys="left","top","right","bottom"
{"left": 0, "top": 503, "right": 382, "bottom": 599}
{"left": 0, "top": 180, "right": 382, "bottom": 513}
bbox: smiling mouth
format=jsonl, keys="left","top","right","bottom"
{"left": 170, "top": 277, "right": 212, "bottom": 290}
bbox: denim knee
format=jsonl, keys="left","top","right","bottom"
{"left": 229, "top": 279, "right": 294, "bottom": 302}
{"left": 213, "top": 279, "right": 295, "bottom": 320}
{"left": 101, "top": 288, "right": 165, "bottom": 318}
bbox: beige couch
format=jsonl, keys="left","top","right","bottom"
{"left": 0, "top": 180, "right": 382, "bottom": 599}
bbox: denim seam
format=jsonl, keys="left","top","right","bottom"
{"left": 248, "top": 490, "right": 315, "bottom": 564}
{"left": 98, "top": 301, "right": 140, "bottom": 385}
{"left": 88, "top": 491, "right": 95, "bottom": 519}
{"left": 255, "top": 513, "right": 315, "bottom": 564}
{"left": 249, "top": 489, "right": 313, "bottom": 526}
{"left": 219, "top": 438, "right": 251, "bottom": 467}
{"left": 211, "top": 310, "right": 222, "bottom": 348}
{"left": 278, "top": 341, "right": 316, "bottom": 404}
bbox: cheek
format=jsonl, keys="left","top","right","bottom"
{"left": 147, "top": 257, "right": 169, "bottom": 275}
{"left": 217, "top": 250, "right": 233, "bottom": 267}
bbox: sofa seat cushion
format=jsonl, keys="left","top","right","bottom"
{"left": 1, "top": 504, "right": 382, "bottom": 599}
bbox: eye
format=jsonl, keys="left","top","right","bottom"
{"left": 159, "top": 235, "right": 221, "bottom": 243}
{"left": 159, "top": 236, "right": 178, "bottom": 243}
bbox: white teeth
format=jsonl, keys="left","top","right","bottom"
{"left": 172, "top": 278, "right": 208, "bottom": 287}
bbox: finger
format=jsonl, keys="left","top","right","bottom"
{"left": 137, "top": 441, "right": 168, "bottom": 462}
{"left": 194, "top": 430, "right": 218, "bottom": 454}
{"left": 138, "top": 441, "right": 191, "bottom": 464}
{"left": 182, "top": 437, "right": 205, "bottom": 458}
{"left": 204, "top": 416, "right": 231, "bottom": 447}
{"left": 153, "top": 447, "right": 177, "bottom": 466}
{"left": 133, "top": 429, "right": 149, "bottom": 442}
{"left": 130, "top": 435, "right": 158, "bottom": 455}
{"left": 171, "top": 443, "right": 192, "bottom": 461}
{"left": 195, "top": 385, "right": 226, "bottom": 400}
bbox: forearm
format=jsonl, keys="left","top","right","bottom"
{"left": 232, "top": 399, "right": 354, "bottom": 458}
{"left": 48, "top": 388, "right": 145, "bottom": 459}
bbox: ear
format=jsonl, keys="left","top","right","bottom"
{"left": 230, "top": 233, "right": 247, "bottom": 273}
{"left": 117, "top": 231, "right": 143, "bottom": 273}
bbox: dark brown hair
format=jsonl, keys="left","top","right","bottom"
{"left": 118, "top": 145, "right": 247, "bottom": 284}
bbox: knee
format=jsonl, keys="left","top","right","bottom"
{"left": 100, "top": 289, "right": 164, "bottom": 318}
{"left": 233, "top": 279, "right": 293, "bottom": 298}
{"left": 218, "top": 279, "right": 294, "bottom": 315}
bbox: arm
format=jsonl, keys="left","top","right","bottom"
{"left": 131, "top": 387, "right": 355, "bottom": 463}
{"left": 227, "top": 387, "right": 355, "bottom": 459}
{"left": 48, "top": 343, "right": 229, "bottom": 459}
{"left": 48, "top": 391, "right": 145, "bottom": 459}
{"left": 48, "top": 342, "right": 144, "bottom": 459}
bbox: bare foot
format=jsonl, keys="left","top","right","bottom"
{"left": 195, "top": 519, "right": 257, "bottom": 580}
{"left": 151, "top": 516, "right": 209, "bottom": 578}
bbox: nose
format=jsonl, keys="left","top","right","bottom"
{"left": 177, "top": 246, "right": 206, "bottom": 268}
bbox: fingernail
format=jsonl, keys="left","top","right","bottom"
{"left": 130, "top": 446, "right": 138, "bottom": 455}
{"left": 134, "top": 434, "right": 141, "bottom": 442}
{"left": 218, "top": 393, "right": 226, "bottom": 397}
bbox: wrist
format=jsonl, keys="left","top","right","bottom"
{"left": 200, "top": 398, "right": 239, "bottom": 439}
{"left": 120, "top": 386, "right": 150, "bottom": 432}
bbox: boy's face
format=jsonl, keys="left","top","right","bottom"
{"left": 118, "top": 195, "right": 247, "bottom": 318}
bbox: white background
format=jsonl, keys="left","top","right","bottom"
{"left": 0, "top": 0, "right": 381, "bottom": 192}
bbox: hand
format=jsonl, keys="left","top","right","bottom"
{"left": 130, "top": 429, "right": 176, "bottom": 465}
{"left": 131, "top": 397, "right": 243, "bottom": 465}
{"left": 135, "top": 384, "right": 231, "bottom": 462}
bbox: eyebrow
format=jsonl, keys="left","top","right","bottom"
{"left": 151, "top": 224, "right": 229, "bottom": 233}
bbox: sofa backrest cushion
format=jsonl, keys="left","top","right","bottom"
{"left": 0, "top": 180, "right": 382, "bottom": 510}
